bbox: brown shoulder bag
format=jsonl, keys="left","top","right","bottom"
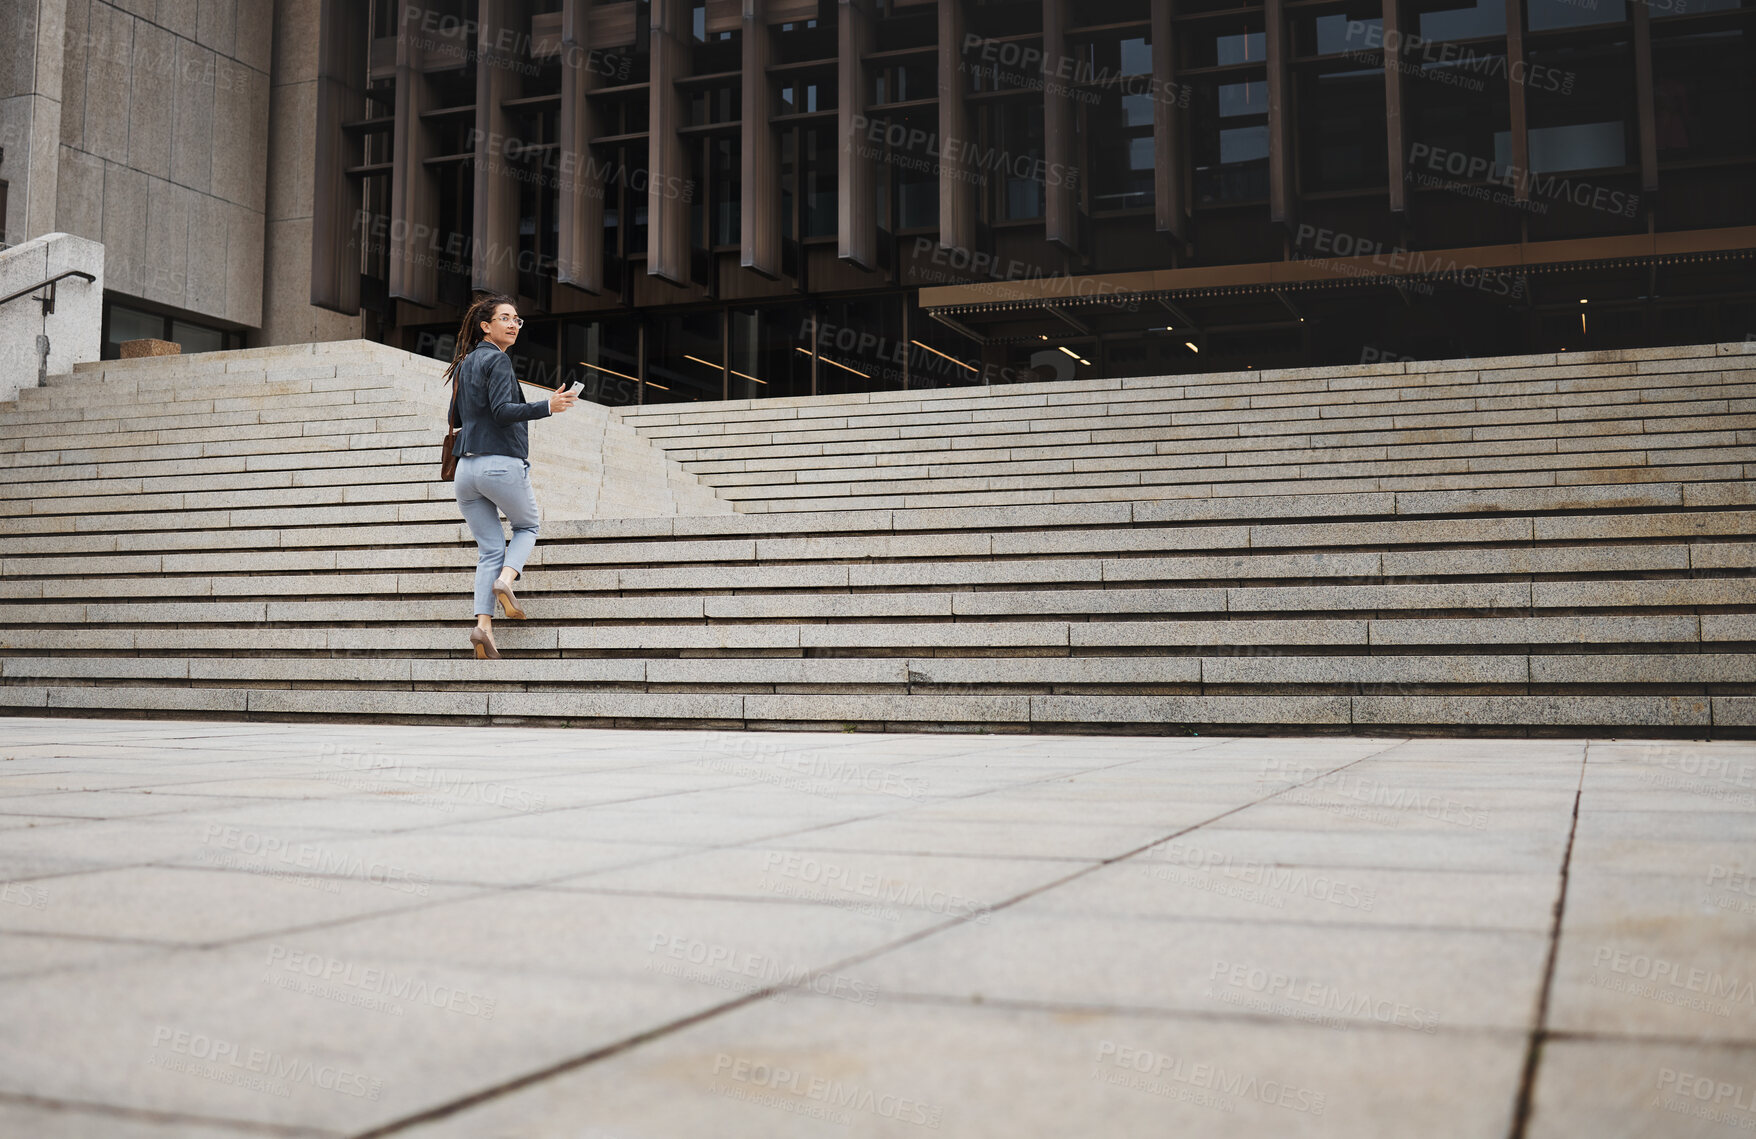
{"left": 440, "top": 374, "right": 460, "bottom": 481}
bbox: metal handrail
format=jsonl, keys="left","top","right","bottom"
{"left": 0, "top": 269, "right": 96, "bottom": 313}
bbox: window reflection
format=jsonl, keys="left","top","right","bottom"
{"left": 1526, "top": 0, "right": 1627, "bottom": 30}
{"left": 1194, "top": 78, "right": 1270, "bottom": 204}
{"left": 1407, "top": 0, "right": 1505, "bottom": 40}
{"left": 646, "top": 311, "right": 725, "bottom": 404}
{"left": 1652, "top": 28, "right": 1752, "bottom": 161}
{"left": 728, "top": 306, "right": 812, "bottom": 401}
{"left": 1526, "top": 42, "right": 1635, "bottom": 173}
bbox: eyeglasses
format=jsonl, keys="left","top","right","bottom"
{"left": 493, "top": 314, "right": 524, "bottom": 327}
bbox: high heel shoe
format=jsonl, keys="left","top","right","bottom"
{"left": 494, "top": 578, "right": 526, "bottom": 620}
{"left": 469, "top": 627, "right": 500, "bottom": 659}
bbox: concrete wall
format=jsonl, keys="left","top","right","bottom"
{"left": 52, "top": 0, "right": 272, "bottom": 329}
{"left": 0, "top": 1, "right": 68, "bottom": 248}
{"left": 260, "top": 0, "right": 360, "bottom": 346}
{"left": 0, "top": 231, "right": 103, "bottom": 403}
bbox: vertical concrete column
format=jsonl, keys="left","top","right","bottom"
{"left": 1151, "top": 1, "right": 1184, "bottom": 241}
{"left": 309, "top": 0, "right": 367, "bottom": 316}
{"left": 473, "top": 0, "right": 523, "bottom": 296}
{"left": 647, "top": 0, "right": 691, "bottom": 286}
{"left": 1383, "top": 0, "right": 1406, "bottom": 213}
{"left": 557, "top": 0, "right": 605, "bottom": 292}
{"left": 936, "top": 0, "right": 976, "bottom": 255}
{"left": 1265, "top": 0, "right": 1296, "bottom": 230}
{"left": 1042, "top": 0, "right": 1075, "bottom": 250}
{"left": 741, "top": 0, "right": 781, "bottom": 278}
{"left": 389, "top": 0, "right": 439, "bottom": 305}
{"left": 1504, "top": 0, "right": 1530, "bottom": 204}
{"left": 837, "top": 0, "right": 876, "bottom": 269}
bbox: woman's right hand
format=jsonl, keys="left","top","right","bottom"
{"left": 549, "top": 388, "right": 579, "bottom": 414}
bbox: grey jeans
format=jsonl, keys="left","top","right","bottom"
{"left": 454, "top": 454, "right": 540, "bottom": 617}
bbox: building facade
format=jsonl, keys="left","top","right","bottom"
{"left": 5, "top": 0, "right": 1753, "bottom": 399}
{"left": 0, "top": 0, "right": 361, "bottom": 357}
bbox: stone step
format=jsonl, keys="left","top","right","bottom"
{"left": 687, "top": 435, "right": 1754, "bottom": 481}
{"left": 0, "top": 400, "right": 432, "bottom": 440}
{"left": 2, "top": 573, "right": 1748, "bottom": 627}
{"left": 3, "top": 532, "right": 1748, "bottom": 595}
{"left": 5, "top": 652, "right": 1753, "bottom": 688}
{"left": 0, "top": 431, "right": 439, "bottom": 470}
{"left": 703, "top": 456, "right": 1753, "bottom": 499}
{"left": 622, "top": 360, "right": 1752, "bottom": 418}
{"left": 0, "top": 485, "right": 445, "bottom": 519}
{"left": 0, "top": 614, "right": 1736, "bottom": 653}
{"left": 661, "top": 415, "right": 1756, "bottom": 467}
{"left": 709, "top": 466, "right": 1751, "bottom": 512}
{"left": 0, "top": 456, "right": 708, "bottom": 512}
{"left": 625, "top": 376, "right": 1756, "bottom": 441}
{"left": 22, "top": 468, "right": 1729, "bottom": 539}
{"left": 0, "top": 447, "right": 424, "bottom": 482}
{"left": 0, "top": 412, "right": 436, "bottom": 453}
{"left": 635, "top": 403, "right": 1756, "bottom": 461}
{"left": 2, "top": 489, "right": 1748, "bottom": 564}
{"left": 0, "top": 684, "right": 1744, "bottom": 730}
{"left": 9, "top": 384, "right": 414, "bottom": 422}
{"left": 612, "top": 346, "right": 1750, "bottom": 425}
{"left": 0, "top": 499, "right": 468, "bottom": 537}
{"left": 0, "top": 464, "right": 441, "bottom": 502}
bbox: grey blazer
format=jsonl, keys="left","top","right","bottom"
{"left": 450, "top": 343, "right": 551, "bottom": 461}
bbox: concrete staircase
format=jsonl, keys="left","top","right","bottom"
{"left": 1, "top": 341, "right": 1752, "bottom": 736}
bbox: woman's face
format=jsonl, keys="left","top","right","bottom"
{"left": 480, "top": 303, "right": 521, "bottom": 351}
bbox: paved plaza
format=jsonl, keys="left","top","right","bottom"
{"left": 1, "top": 717, "right": 1753, "bottom": 1137}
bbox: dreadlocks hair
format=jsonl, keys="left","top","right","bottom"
{"left": 442, "top": 293, "right": 518, "bottom": 385}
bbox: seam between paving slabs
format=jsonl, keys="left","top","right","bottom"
{"left": 1507, "top": 741, "right": 1589, "bottom": 1139}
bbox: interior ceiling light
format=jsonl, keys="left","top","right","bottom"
{"left": 579, "top": 361, "right": 639, "bottom": 383}
{"left": 1057, "top": 345, "right": 1082, "bottom": 360}
{"left": 912, "top": 340, "right": 978, "bottom": 373}
{"left": 815, "top": 354, "right": 871, "bottom": 379}
{"left": 1185, "top": 341, "right": 1200, "bottom": 353}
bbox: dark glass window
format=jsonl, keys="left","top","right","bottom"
{"left": 1652, "top": 28, "right": 1753, "bottom": 162}
{"left": 1293, "top": 9, "right": 1381, "bottom": 57}
{"left": 1191, "top": 77, "right": 1270, "bottom": 204}
{"left": 102, "top": 303, "right": 240, "bottom": 359}
{"left": 989, "top": 101, "right": 1045, "bottom": 220}
{"left": 906, "top": 300, "right": 986, "bottom": 389}
{"left": 646, "top": 311, "right": 726, "bottom": 404}
{"left": 1298, "top": 66, "right": 1389, "bottom": 191}
{"left": 564, "top": 318, "right": 642, "bottom": 406}
{"left": 872, "top": 60, "right": 934, "bottom": 105}
{"left": 689, "top": 83, "right": 738, "bottom": 126}
{"left": 1090, "top": 89, "right": 1155, "bottom": 211}
{"left": 712, "top": 137, "right": 741, "bottom": 247}
{"left": 729, "top": 305, "right": 813, "bottom": 401}
{"left": 1525, "top": 42, "right": 1635, "bottom": 173}
{"left": 778, "top": 80, "right": 833, "bottom": 113}
{"left": 1526, "top": 0, "right": 1626, "bottom": 31}
{"left": 1405, "top": 52, "right": 1513, "bottom": 182}
{"left": 801, "top": 126, "right": 837, "bottom": 238}
{"left": 815, "top": 295, "right": 905, "bottom": 394}
{"left": 1406, "top": 0, "right": 1505, "bottom": 39}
